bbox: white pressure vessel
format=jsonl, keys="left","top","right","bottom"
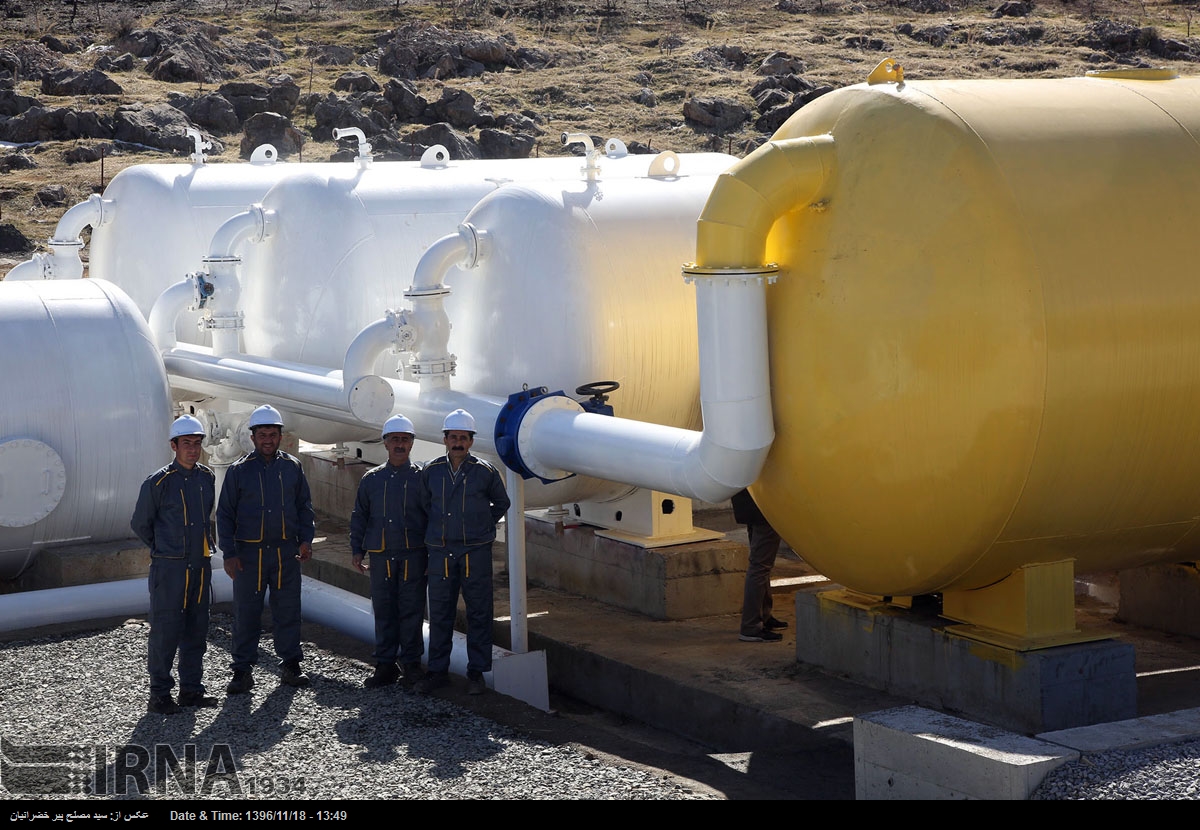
{"left": 236, "top": 153, "right": 736, "bottom": 435}
{"left": 0, "top": 279, "right": 172, "bottom": 577}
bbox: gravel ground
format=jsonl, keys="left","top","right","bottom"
{"left": 1031, "top": 739, "right": 1200, "bottom": 800}
{"left": 0, "top": 614, "right": 717, "bottom": 801}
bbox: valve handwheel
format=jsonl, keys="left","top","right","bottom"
{"left": 575, "top": 380, "right": 620, "bottom": 404}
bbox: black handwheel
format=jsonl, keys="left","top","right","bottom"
{"left": 576, "top": 380, "right": 620, "bottom": 404}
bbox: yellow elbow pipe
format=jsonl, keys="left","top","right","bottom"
{"left": 694, "top": 135, "right": 836, "bottom": 269}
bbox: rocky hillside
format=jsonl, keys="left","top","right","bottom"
{"left": 2, "top": 0, "right": 1199, "bottom": 269}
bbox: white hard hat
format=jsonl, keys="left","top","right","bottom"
{"left": 169, "top": 414, "right": 205, "bottom": 440}
{"left": 248, "top": 404, "right": 284, "bottom": 429}
{"left": 382, "top": 414, "right": 415, "bottom": 437}
{"left": 443, "top": 408, "right": 476, "bottom": 433}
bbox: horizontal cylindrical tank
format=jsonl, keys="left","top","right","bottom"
{"left": 0, "top": 279, "right": 172, "bottom": 578}
{"left": 237, "top": 153, "right": 736, "bottom": 436}
{"left": 88, "top": 149, "right": 730, "bottom": 329}
{"left": 750, "top": 71, "right": 1200, "bottom": 597}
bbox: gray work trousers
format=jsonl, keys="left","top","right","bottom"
{"left": 740, "top": 521, "right": 781, "bottom": 636}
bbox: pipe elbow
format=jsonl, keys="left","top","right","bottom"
{"left": 207, "top": 204, "right": 274, "bottom": 260}
{"left": 51, "top": 194, "right": 110, "bottom": 245}
{"left": 695, "top": 134, "right": 836, "bottom": 268}
{"left": 148, "top": 279, "right": 196, "bottom": 351}
{"left": 343, "top": 317, "right": 398, "bottom": 385}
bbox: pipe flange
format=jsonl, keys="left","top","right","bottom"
{"left": 494, "top": 388, "right": 584, "bottom": 482}
{"left": 681, "top": 263, "right": 780, "bottom": 285}
{"left": 411, "top": 356, "right": 457, "bottom": 377}
{"left": 404, "top": 286, "right": 451, "bottom": 300}
{"left": 0, "top": 439, "right": 67, "bottom": 528}
{"left": 202, "top": 311, "right": 245, "bottom": 330}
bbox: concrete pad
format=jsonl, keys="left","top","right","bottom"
{"left": 1119, "top": 563, "right": 1200, "bottom": 638}
{"left": 797, "top": 590, "right": 1137, "bottom": 733}
{"left": 1039, "top": 706, "right": 1200, "bottom": 753}
{"left": 523, "top": 517, "right": 746, "bottom": 619}
{"left": 855, "top": 706, "right": 1079, "bottom": 800}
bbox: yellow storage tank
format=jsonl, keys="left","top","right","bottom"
{"left": 740, "top": 68, "right": 1200, "bottom": 602}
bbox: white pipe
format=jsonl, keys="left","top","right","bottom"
{"left": 0, "top": 558, "right": 497, "bottom": 683}
{"left": 147, "top": 278, "right": 195, "bottom": 351}
{"left": 406, "top": 228, "right": 477, "bottom": 389}
{"left": 163, "top": 345, "right": 367, "bottom": 426}
{"left": 51, "top": 194, "right": 110, "bottom": 247}
{"left": 505, "top": 468, "right": 528, "bottom": 654}
{"left": 332, "top": 127, "right": 373, "bottom": 166}
{"left": 5, "top": 195, "right": 113, "bottom": 280}
{"left": 158, "top": 244, "right": 770, "bottom": 502}
{"left": 0, "top": 554, "right": 233, "bottom": 633}
{"left": 343, "top": 312, "right": 403, "bottom": 386}
{"left": 202, "top": 206, "right": 274, "bottom": 356}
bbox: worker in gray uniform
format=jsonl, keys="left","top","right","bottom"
{"left": 217, "top": 404, "right": 315, "bottom": 694}
{"left": 350, "top": 414, "right": 428, "bottom": 689}
{"left": 416, "top": 409, "right": 510, "bottom": 696}
{"left": 131, "top": 414, "right": 218, "bottom": 715}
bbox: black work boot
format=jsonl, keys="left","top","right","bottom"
{"left": 225, "top": 670, "right": 254, "bottom": 695}
{"left": 363, "top": 663, "right": 399, "bottom": 689}
{"left": 280, "top": 659, "right": 310, "bottom": 687}
{"left": 147, "top": 695, "right": 180, "bottom": 715}
{"left": 178, "top": 691, "right": 219, "bottom": 707}
{"left": 399, "top": 662, "right": 423, "bottom": 689}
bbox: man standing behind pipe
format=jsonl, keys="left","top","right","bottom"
{"left": 416, "top": 409, "right": 510, "bottom": 696}
{"left": 350, "top": 414, "right": 428, "bottom": 689}
{"left": 131, "top": 414, "right": 218, "bottom": 715}
{"left": 217, "top": 404, "right": 315, "bottom": 694}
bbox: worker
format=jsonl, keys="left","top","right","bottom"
{"left": 131, "top": 414, "right": 219, "bottom": 715}
{"left": 416, "top": 409, "right": 510, "bottom": 696}
{"left": 349, "top": 414, "right": 428, "bottom": 689}
{"left": 732, "top": 488, "right": 788, "bottom": 643}
{"left": 217, "top": 404, "right": 315, "bottom": 694}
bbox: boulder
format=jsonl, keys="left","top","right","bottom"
{"left": 36, "top": 185, "right": 68, "bottom": 206}
{"left": 62, "top": 143, "right": 114, "bottom": 164}
{"left": 0, "top": 152, "right": 36, "bottom": 172}
{"left": 429, "top": 87, "right": 492, "bottom": 129}
{"left": 112, "top": 102, "right": 222, "bottom": 155}
{"left": 756, "top": 51, "right": 805, "bottom": 76}
{"left": 94, "top": 52, "right": 136, "bottom": 72}
{"left": 633, "top": 87, "right": 658, "bottom": 107}
{"left": 311, "top": 93, "right": 379, "bottom": 141}
{"left": 400, "top": 122, "right": 480, "bottom": 160}
{"left": 382, "top": 79, "right": 427, "bottom": 122}
{"left": 0, "top": 88, "right": 38, "bottom": 117}
{"left": 239, "top": 112, "right": 304, "bottom": 158}
{"left": 41, "top": 68, "right": 123, "bottom": 97}
{"left": 333, "top": 71, "right": 380, "bottom": 93}
{"left": 308, "top": 44, "right": 356, "bottom": 65}
{"left": 169, "top": 92, "right": 240, "bottom": 135}
{"left": 0, "top": 106, "right": 113, "bottom": 143}
{"left": 478, "top": 128, "right": 535, "bottom": 160}
{"left": 682, "top": 96, "right": 750, "bottom": 132}
{"left": 0, "top": 224, "right": 33, "bottom": 255}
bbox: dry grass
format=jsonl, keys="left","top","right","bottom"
{"left": 2, "top": 0, "right": 1200, "bottom": 264}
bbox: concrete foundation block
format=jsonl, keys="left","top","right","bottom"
{"left": 855, "top": 706, "right": 1078, "bottom": 800}
{"left": 797, "top": 591, "right": 1137, "bottom": 734}
{"left": 300, "top": 451, "right": 372, "bottom": 523}
{"left": 524, "top": 517, "right": 744, "bottom": 619}
{"left": 7, "top": 538, "right": 151, "bottom": 591}
{"left": 1118, "top": 562, "right": 1200, "bottom": 638}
